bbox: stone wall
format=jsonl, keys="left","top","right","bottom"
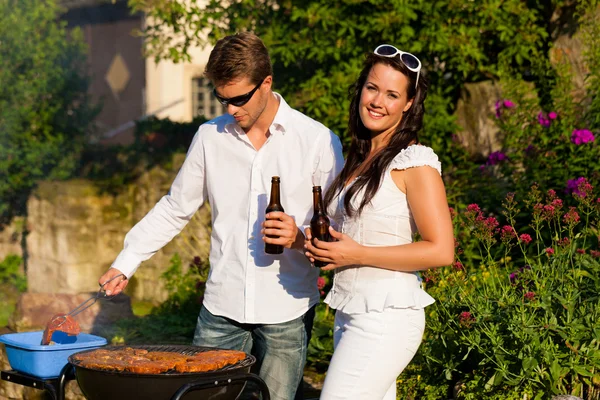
{"left": 0, "top": 153, "right": 211, "bottom": 304}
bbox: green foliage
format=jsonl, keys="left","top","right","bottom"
{"left": 77, "top": 116, "right": 206, "bottom": 194}
{"left": 128, "top": 0, "right": 554, "bottom": 146}
{"left": 410, "top": 185, "right": 600, "bottom": 399}
{"left": 111, "top": 254, "right": 209, "bottom": 345}
{"left": 0, "top": 254, "right": 26, "bottom": 292}
{"left": 580, "top": 1, "right": 600, "bottom": 132}
{"left": 0, "top": 0, "right": 99, "bottom": 226}
{"left": 306, "top": 303, "right": 335, "bottom": 373}
{"left": 452, "top": 1, "right": 600, "bottom": 216}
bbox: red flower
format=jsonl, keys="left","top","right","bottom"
{"left": 449, "top": 207, "right": 456, "bottom": 219}
{"left": 499, "top": 225, "right": 516, "bottom": 243}
{"left": 551, "top": 198, "right": 563, "bottom": 209}
{"left": 459, "top": 311, "right": 475, "bottom": 327}
{"left": 452, "top": 261, "right": 464, "bottom": 271}
{"left": 545, "top": 247, "right": 555, "bottom": 255}
{"left": 542, "top": 205, "right": 556, "bottom": 219}
{"left": 524, "top": 291, "right": 535, "bottom": 300}
{"left": 317, "top": 276, "right": 326, "bottom": 290}
{"left": 466, "top": 204, "right": 481, "bottom": 213}
{"left": 519, "top": 233, "right": 532, "bottom": 244}
{"left": 563, "top": 207, "right": 580, "bottom": 224}
{"left": 576, "top": 248, "right": 586, "bottom": 254}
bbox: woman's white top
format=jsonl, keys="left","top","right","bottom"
{"left": 324, "top": 145, "right": 440, "bottom": 314}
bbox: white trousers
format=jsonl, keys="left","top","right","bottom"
{"left": 319, "top": 307, "right": 425, "bottom": 400}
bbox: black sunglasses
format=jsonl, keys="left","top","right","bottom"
{"left": 213, "top": 79, "right": 264, "bottom": 107}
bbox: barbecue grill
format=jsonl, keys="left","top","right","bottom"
{"left": 2, "top": 344, "right": 270, "bottom": 400}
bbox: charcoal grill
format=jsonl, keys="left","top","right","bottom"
{"left": 69, "top": 344, "right": 270, "bottom": 400}
{"left": 1, "top": 344, "right": 270, "bottom": 400}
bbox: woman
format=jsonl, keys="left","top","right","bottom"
{"left": 304, "top": 45, "right": 454, "bottom": 400}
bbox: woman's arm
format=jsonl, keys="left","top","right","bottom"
{"left": 305, "top": 165, "right": 454, "bottom": 271}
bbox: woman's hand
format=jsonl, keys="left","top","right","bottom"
{"left": 304, "top": 226, "right": 363, "bottom": 271}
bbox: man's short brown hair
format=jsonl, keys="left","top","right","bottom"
{"left": 205, "top": 32, "right": 273, "bottom": 87}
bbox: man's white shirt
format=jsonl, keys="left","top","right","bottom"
{"left": 111, "top": 93, "right": 344, "bottom": 323}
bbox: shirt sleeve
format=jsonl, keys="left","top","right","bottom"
{"left": 110, "top": 126, "right": 208, "bottom": 278}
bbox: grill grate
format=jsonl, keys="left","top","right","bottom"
{"left": 69, "top": 344, "right": 255, "bottom": 375}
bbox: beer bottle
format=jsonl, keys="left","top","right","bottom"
{"left": 310, "top": 186, "right": 331, "bottom": 268}
{"left": 265, "top": 176, "right": 285, "bottom": 255}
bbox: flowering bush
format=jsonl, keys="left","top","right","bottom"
{"left": 399, "top": 184, "right": 600, "bottom": 399}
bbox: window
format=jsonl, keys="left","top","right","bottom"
{"left": 192, "top": 77, "right": 227, "bottom": 119}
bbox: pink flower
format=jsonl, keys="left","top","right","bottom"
{"left": 591, "top": 250, "right": 600, "bottom": 258}
{"left": 524, "top": 291, "right": 535, "bottom": 300}
{"left": 563, "top": 207, "right": 580, "bottom": 224}
{"left": 317, "top": 276, "right": 326, "bottom": 290}
{"left": 558, "top": 237, "right": 570, "bottom": 247}
{"left": 551, "top": 198, "right": 563, "bottom": 209}
{"left": 548, "top": 111, "right": 557, "bottom": 120}
{"left": 499, "top": 225, "right": 517, "bottom": 243}
{"left": 466, "top": 204, "right": 481, "bottom": 213}
{"left": 449, "top": 207, "right": 456, "bottom": 219}
{"left": 537, "top": 112, "right": 551, "bottom": 128}
{"left": 519, "top": 233, "right": 532, "bottom": 244}
{"left": 542, "top": 205, "right": 556, "bottom": 219}
{"left": 576, "top": 248, "right": 586, "bottom": 254}
{"left": 483, "top": 217, "right": 499, "bottom": 230}
{"left": 495, "top": 99, "right": 515, "bottom": 118}
{"left": 486, "top": 151, "right": 508, "bottom": 166}
{"left": 459, "top": 311, "right": 475, "bottom": 326}
{"left": 545, "top": 247, "right": 555, "bottom": 255}
{"left": 452, "top": 261, "right": 464, "bottom": 271}
{"left": 571, "top": 129, "right": 595, "bottom": 145}
{"left": 460, "top": 311, "right": 473, "bottom": 320}
{"left": 566, "top": 177, "right": 593, "bottom": 198}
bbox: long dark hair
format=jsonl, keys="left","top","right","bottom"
{"left": 324, "top": 52, "right": 428, "bottom": 217}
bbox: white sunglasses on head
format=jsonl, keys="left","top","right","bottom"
{"left": 374, "top": 44, "right": 421, "bottom": 88}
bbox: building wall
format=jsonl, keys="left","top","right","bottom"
{"left": 145, "top": 35, "right": 220, "bottom": 122}
{"left": 61, "top": 1, "right": 224, "bottom": 144}
{"left": 62, "top": 0, "right": 145, "bottom": 145}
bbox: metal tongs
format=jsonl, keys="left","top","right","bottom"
{"left": 51, "top": 273, "right": 127, "bottom": 328}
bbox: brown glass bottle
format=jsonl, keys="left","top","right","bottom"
{"left": 265, "top": 176, "right": 285, "bottom": 255}
{"left": 310, "top": 186, "right": 331, "bottom": 268}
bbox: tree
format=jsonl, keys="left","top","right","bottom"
{"left": 129, "top": 0, "right": 552, "bottom": 145}
{"left": 0, "top": 0, "right": 99, "bottom": 226}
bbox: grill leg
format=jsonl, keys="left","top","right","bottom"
{"left": 170, "top": 373, "right": 270, "bottom": 400}
{"left": 57, "top": 364, "right": 75, "bottom": 400}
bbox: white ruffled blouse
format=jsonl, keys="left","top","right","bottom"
{"left": 324, "top": 145, "right": 441, "bottom": 314}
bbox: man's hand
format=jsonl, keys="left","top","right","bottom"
{"left": 262, "top": 211, "right": 305, "bottom": 250}
{"left": 98, "top": 268, "right": 128, "bottom": 296}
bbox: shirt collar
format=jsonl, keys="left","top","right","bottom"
{"left": 224, "top": 92, "right": 292, "bottom": 135}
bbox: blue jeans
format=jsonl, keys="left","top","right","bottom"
{"left": 193, "top": 305, "right": 315, "bottom": 400}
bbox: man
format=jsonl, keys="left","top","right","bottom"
{"left": 99, "top": 32, "right": 344, "bottom": 400}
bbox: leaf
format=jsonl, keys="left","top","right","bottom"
{"left": 573, "top": 365, "right": 594, "bottom": 377}
{"left": 522, "top": 357, "right": 538, "bottom": 372}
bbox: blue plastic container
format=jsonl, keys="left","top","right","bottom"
{"left": 0, "top": 331, "right": 107, "bottom": 379}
